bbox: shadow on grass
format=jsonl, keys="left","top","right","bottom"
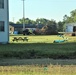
{"left": 0, "top": 42, "right": 76, "bottom": 66}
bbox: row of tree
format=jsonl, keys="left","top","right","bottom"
{"left": 10, "top": 9, "right": 76, "bottom": 34}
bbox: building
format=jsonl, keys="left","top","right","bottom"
{"left": 66, "top": 23, "right": 76, "bottom": 32}
{"left": 9, "top": 24, "right": 37, "bottom": 34}
{"left": 0, "top": 0, "right": 9, "bottom": 43}
{"left": 9, "top": 25, "right": 14, "bottom": 34}
{"left": 65, "top": 23, "right": 76, "bottom": 36}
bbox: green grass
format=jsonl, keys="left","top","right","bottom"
{"left": 10, "top": 35, "right": 58, "bottom": 43}
{"left": 0, "top": 43, "right": 76, "bottom": 59}
{"left": 0, "top": 35, "right": 76, "bottom": 59}
{"left": 10, "top": 35, "right": 76, "bottom": 43}
{"left": 0, "top": 35, "right": 76, "bottom": 75}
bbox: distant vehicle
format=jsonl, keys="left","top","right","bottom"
{"left": 23, "top": 29, "right": 33, "bottom": 35}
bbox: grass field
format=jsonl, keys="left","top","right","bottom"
{"left": 0, "top": 35, "right": 76, "bottom": 59}
{"left": 10, "top": 35, "right": 76, "bottom": 43}
{"left": 0, "top": 65, "right": 76, "bottom": 75}
{"left": 0, "top": 35, "right": 76, "bottom": 75}
{"left": 0, "top": 35, "right": 76, "bottom": 58}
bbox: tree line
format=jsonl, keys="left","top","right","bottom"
{"left": 9, "top": 9, "right": 76, "bottom": 34}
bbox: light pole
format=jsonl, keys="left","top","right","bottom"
{"left": 22, "top": 0, "right": 25, "bottom": 30}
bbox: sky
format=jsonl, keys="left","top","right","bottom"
{"left": 9, "top": 0, "right": 76, "bottom": 23}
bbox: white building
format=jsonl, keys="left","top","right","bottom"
{"left": 0, "top": 0, "right": 9, "bottom": 43}
{"left": 66, "top": 23, "right": 76, "bottom": 32}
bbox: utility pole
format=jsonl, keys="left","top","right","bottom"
{"left": 22, "top": 0, "right": 25, "bottom": 30}
{"left": 13, "top": 17, "right": 15, "bottom": 23}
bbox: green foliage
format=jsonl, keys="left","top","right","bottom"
{"left": 36, "top": 18, "right": 49, "bottom": 25}
{"left": 57, "top": 21, "right": 65, "bottom": 32}
{"left": 63, "top": 9, "right": 76, "bottom": 23}
{"left": 16, "top": 18, "right": 36, "bottom": 25}
{"left": 9, "top": 21, "right": 15, "bottom": 25}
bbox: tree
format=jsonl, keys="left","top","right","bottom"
{"left": 57, "top": 21, "right": 65, "bottom": 32}
{"left": 35, "top": 19, "right": 58, "bottom": 35}
{"left": 63, "top": 15, "right": 68, "bottom": 23}
{"left": 63, "top": 9, "right": 76, "bottom": 23}
{"left": 70, "top": 9, "right": 76, "bottom": 22}
{"left": 41, "top": 24, "right": 58, "bottom": 35}
{"left": 9, "top": 21, "right": 15, "bottom": 24}
{"left": 36, "top": 18, "right": 48, "bottom": 25}
{"left": 46, "top": 19, "right": 56, "bottom": 26}
{"left": 16, "top": 18, "right": 35, "bottom": 25}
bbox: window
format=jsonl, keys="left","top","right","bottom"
{"left": 0, "top": 21, "right": 4, "bottom": 31}
{"left": 0, "top": 0, "right": 4, "bottom": 9}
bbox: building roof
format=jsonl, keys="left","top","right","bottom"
{"left": 10, "top": 24, "right": 37, "bottom": 28}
